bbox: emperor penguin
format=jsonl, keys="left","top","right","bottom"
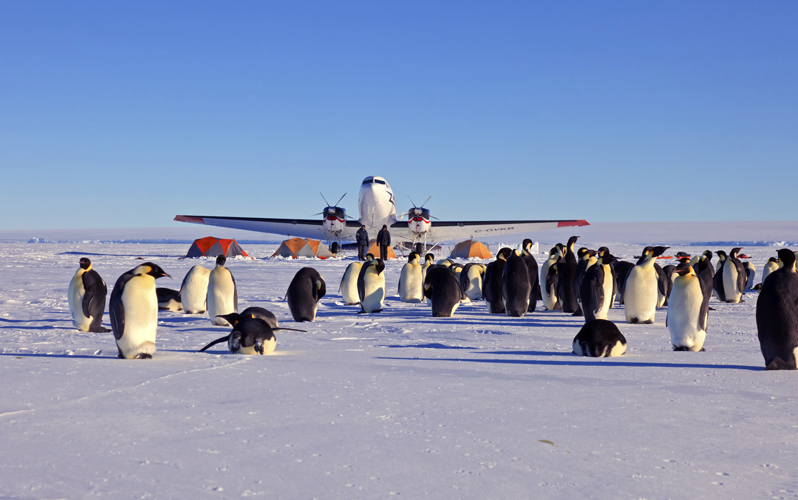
{"left": 286, "top": 267, "right": 326, "bottom": 321}
{"left": 693, "top": 252, "right": 714, "bottom": 300}
{"left": 743, "top": 261, "right": 756, "bottom": 290}
{"left": 450, "top": 263, "right": 464, "bottom": 284}
{"left": 654, "top": 263, "right": 671, "bottom": 308}
{"left": 721, "top": 247, "right": 747, "bottom": 303}
{"left": 667, "top": 262, "right": 710, "bottom": 351}
{"left": 580, "top": 252, "right": 617, "bottom": 322}
{"left": 198, "top": 317, "right": 306, "bottom": 355}
{"left": 540, "top": 245, "right": 564, "bottom": 311}
{"left": 755, "top": 249, "right": 798, "bottom": 370}
{"left": 459, "top": 263, "right": 486, "bottom": 302}
{"left": 572, "top": 319, "right": 627, "bottom": 357}
{"left": 613, "top": 260, "right": 635, "bottom": 306}
{"left": 340, "top": 259, "right": 367, "bottom": 305}
{"left": 483, "top": 248, "right": 512, "bottom": 314}
{"left": 216, "top": 306, "right": 279, "bottom": 329}
{"left": 624, "top": 246, "right": 669, "bottom": 324}
{"left": 207, "top": 256, "right": 237, "bottom": 326}
{"left": 556, "top": 236, "right": 580, "bottom": 313}
{"left": 762, "top": 257, "right": 779, "bottom": 286}
{"left": 573, "top": 248, "right": 597, "bottom": 316}
{"left": 109, "top": 262, "right": 170, "bottom": 359}
{"left": 424, "top": 266, "right": 464, "bottom": 317}
{"left": 597, "top": 246, "right": 618, "bottom": 307}
{"left": 520, "top": 239, "right": 540, "bottom": 313}
{"left": 421, "top": 253, "right": 435, "bottom": 283}
{"left": 68, "top": 257, "right": 110, "bottom": 333}
{"left": 156, "top": 288, "right": 183, "bottom": 311}
{"left": 358, "top": 259, "right": 386, "bottom": 313}
{"left": 501, "top": 249, "right": 532, "bottom": 317}
{"left": 398, "top": 252, "right": 425, "bottom": 303}
{"left": 713, "top": 250, "right": 728, "bottom": 301}
{"left": 179, "top": 265, "right": 211, "bottom": 314}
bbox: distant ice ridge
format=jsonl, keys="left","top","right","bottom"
{"left": 688, "top": 241, "right": 798, "bottom": 247}
{"left": 22, "top": 238, "right": 280, "bottom": 245}
{"left": 27, "top": 238, "right": 54, "bottom": 243}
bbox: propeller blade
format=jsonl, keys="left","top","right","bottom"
{"left": 430, "top": 215, "right": 440, "bottom": 221}
{"left": 420, "top": 195, "right": 433, "bottom": 208}
{"left": 407, "top": 194, "right": 417, "bottom": 207}
{"left": 334, "top": 193, "right": 347, "bottom": 207}
{"left": 319, "top": 192, "right": 331, "bottom": 207}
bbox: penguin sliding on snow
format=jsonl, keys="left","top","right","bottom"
{"left": 756, "top": 249, "right": 798, "bottom": 370}
{"left": 207, "top": 256, "right": 237, "bottom": 325}
{"left": 198, "top": 316, "right": 305, "bottom": 355}
{"left": 667, "top": 262, "right": 710, "bottom": 351}
{"left": 286, "top": 267, "right": 326, "bottom": 321}
{"left": 721, "top": 247, "right": 747, "bottom": 303}
{"left": 398, "top": 252, "right": 425, "bottom": 303}
{"left": 68, "top": 257, "right": 110, "bottom": 333}
{"left": 109, "top": 262, "right": 171, "bottom": 359}
{"left": 358, "top": 259, "right": 386, "bottom": 313}
{"left": 501, "top": 249, "right": 531, "bottom": 317}
{"left": 424, "top": 266, "right": 464, "bottom": 317}
{"left": 572, "top": 319, "right": 627, "bottom": 357}
{"left": 216, "top": 306, "right": 279, "bottom": 329}
{"left": 179, "top": 265, "right": 211, "bottom": 314}
{"left": 624, "top": 246, "right": 669, "bottom": 324}
{"left": 580, "top": 252, "right": 617, "bottom": 322}
{"left": 339, "top": 254, "right": 372, "bottom": 305}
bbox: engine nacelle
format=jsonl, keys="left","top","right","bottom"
{"left": 322, "top": 206, "right": 347, "bottom": 234}
{"left": 408, "top": 207, "right": 431, "bottom": 235}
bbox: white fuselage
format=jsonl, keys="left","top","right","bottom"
{"left": 357, "top": 176, "right": 398, "bottom": 234}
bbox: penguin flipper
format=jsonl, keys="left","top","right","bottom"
{"left": 231, "top": 271, "right": 238, "bottom": 312}
{"left": 199, "top": 335, "right": 231, "bottom": 352}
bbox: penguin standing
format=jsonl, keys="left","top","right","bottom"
{"left": 756, "top": 249, "right": 798, "bottom": 370}
{"left": 424, "top": 266, "right": 463, "bottom": 317}
{"left": 398, "top": 252, "right": 425, "bottom": 303}
{"left": 693, "top": 252, "right": 714, "bottom": 301}
{"left": 109, "top": 262, "right": 170, "bottom": 359}
{"left": 68, "top": 257, "right": 110, "bottom": 333}
{"left": 520, "top": 239, "right": 540, "bottom": 313}
{"left": 179, "top": 265, "right": 211, "bottom": 314}
{"left": 654, "top": 262, "right": 671, "bottom": 308}
{"left": 556, "top": 236, "right": 580, "bottom": 313}
{"left": 573, "top": 248, "right": 597, "bottom": 316}
{"left": 421, "top": 253, "right": 435, "bottom": 283}
{"left": 501, "top": 250, "right": 531, "bottom": 317}
{"left": 721, "top": 247, "right": 747, "bottom": 303}
{"left": 667, "top": 262, "right": 710, "bottom": 351}
{"left": 580, "top": 252, "right": 617, "bottom": 322}
{"left": 713, "top": 250, "right": 728, "bottom": 301}
{"left": 624, "top": 246, "right": 669, "bottom": 324}
{"left": 340, "top": 258, "right": 368, "bottom": 306}
{"left": 358, "top": 259, "right": 386, "bottom": 313}
{"left": 761, "top": 257, "right": 779, "bottom": 286}
{"left": 540, "top": 245, "right": 564, "bottom": 311}
{"left": 613, "top": 260, "right": 635, "bottom": 306}
{"left": 286, "top": 267, "right": 326, "bottom": 321}
{"left": 483, "top": 248, "right": 512, "bottom": 314}
{"left": 207, "top": 256, "right": 237, "bottom": 326}
{"left": 743, "top": 261, "right": 756, "bottom": 290}
{"left": 572, "top": 319, "right": 627, "bottom": 357}
{"left": 460, "top": 263, "right": 486, "bottom": 302}
{"left": 597, "top": 247, "right": 618, "bottom": 307}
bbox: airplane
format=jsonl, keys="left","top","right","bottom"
{"left": 174, "top": 175, "right": 589, "bottom": 249}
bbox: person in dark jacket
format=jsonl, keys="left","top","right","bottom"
{"left": 356, "top": 225, "right": 369, "bottom": 260}
{"left": 376, "top": 225, "right": 391, "bottom": 261}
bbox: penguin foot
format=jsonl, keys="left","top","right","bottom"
{"left": 134, "top": 353, "right": 153, "bottom": 359}
{"left": 765, "top": 357, "right": 798, "bottom": 370}
{"left": 629, "top": 318, "right": 639, "bottom": 324}
{"left": 91, "top": 326, "right": 111, "bottom": 333}
{"left": 643, "top": 320, "right": 653, "bottom": 324}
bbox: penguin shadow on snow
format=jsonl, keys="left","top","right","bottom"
{"left": 382, "top": 343, "right": 479, "bottom": 350}
{"left": 375, "top": 355, "right": 761, "bottom": 371}
{"left": 58, "top": 251, "right": 178, "bottom": 259}
{"left": 0, "top": 317, "right": 68, "bottom": 324}
{"left": 0, "top": 351, "right": 119, "bottom": 360}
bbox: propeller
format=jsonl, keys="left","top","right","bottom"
{"left": 407, "top": 195, "right": 439, "bottom": 220}
{"left": 315, "top": 192, "right": 348, "bottom": 216}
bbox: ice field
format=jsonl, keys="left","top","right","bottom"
{"left": 1, "top": 221, "right": 797, "bottom": 499}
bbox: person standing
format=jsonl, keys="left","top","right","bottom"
{"left": 356, "top": 225, "right": 369, "bottom": 261}
{"left": 377, "top": 224, "right": 391, "bottom": 261}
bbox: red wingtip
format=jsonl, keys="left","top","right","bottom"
{"left": 557, "top": 220, "right": 590, "bottom": 228}
{"left": 174, "top": 215, "right": 205, "bottom": 224}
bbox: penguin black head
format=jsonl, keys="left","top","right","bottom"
{"left": 715, "top": 250, "right": 727, "bottom": 260}
{"left": 567, "top": 236, "right": 579, "bottom": 247}
{"left": 79, "top": 257, "right": 91, "bottom": 270}
{"left": 217, "top": 312, "right": 242, "bottom": 327}
{"left": 216, "top": 255, "right": 227, "bottom": 266}
{"left": 599, "top": 253, "right": 616, "bottom": 265}
{"left": 677, "top": 256, "right": 692, "bottom": 264}
{"left": 652, "top": 246, "right": 669, "bottom": 258}
{"left": 777, "top": 248, "right": 796, "bottom": 270}
{"left": 497, "top": 248, "right": 512, "bottom": 261}
{"left": 674, "top": 262, "right": 695, "bottom": 277}
{"left": 675, "top": 251, "right": 691, "bottom": 259}
{"left": 577, "top": 248, "right": 589, "bottom": 259}
{"left": 141, "top": 262, "right": 171, "bottom": 279}
{"left": 768, "top": 257, "right": 778, "bottom": 263}
{"left": 597, "top": 246, "right": 610, "bottom": 257}
{"left": 730, "top": 247, "right": 742, "bottom": 258}
{"left": 424, "top": 253, "right": 434, "bottom": 263}
{"left": 408, "top": 252, "right": 419, "bottom": 262}
{"left": 374, "top": 259, "right": 385, "bottom": 275}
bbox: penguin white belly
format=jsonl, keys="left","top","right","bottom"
{"left": 625, "top": 266, "right": 658, "bottom": 323}
{"left": 361, "top": 274, "right": 385, "bottom": 312}
{"left": 464, "top": 267, "right": 484, "bottom": 301}
{"left": 235, "top": 339, "right": 276, "bottom": 355}
{"left": 208, "top": 269, "right": 236, "bottom": 325}
{"left": 341, "top": 263, "right": 363, "bottom": 305}
{"left": 68, "top": 270, "right": 93, "bottom": 332}
{"left": 722, "top": 262, "right": 742, "bottom": 303}
{"left": 540, "top": 260, "right": 558, "bottom": 310}
{"left": 594, "top": 267, "right": 614, "bottom": 320}
{"left": 399, "top": 264, "right": 424, "bottom": 303}
{"left": 181, "top": 266, "right": 210, "bottom": 313}
{"left": 668, "top": 279, "right": 706, "bottom": 351}
{"left": 117, "top": 277, "right": 157, "bottom": 358}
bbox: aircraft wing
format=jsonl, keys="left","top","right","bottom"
{"left": 388, "top": 219, "right": 590, "bottom": 242}
{"left": 174, "top": 215, "right": 361, "bottom": 240}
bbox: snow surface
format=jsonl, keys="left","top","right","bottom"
{"left": 1, "top": 222, "right": 797, "bottom": 499}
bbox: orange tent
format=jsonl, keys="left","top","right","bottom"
{"left": 185, "top": 237, "right": 249, "bottom": 258}
{"left": 272, "top": 238, "right": 334, "bottom": 259}
{"left": 449, "top": 239, "right": 492, "bottom": 259}
{"left": 367, "top": 239, "right": 397, "bottom": 260}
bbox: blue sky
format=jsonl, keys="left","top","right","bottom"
{"left": 1, "top": 1, "right": 796, "bottom": 230}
